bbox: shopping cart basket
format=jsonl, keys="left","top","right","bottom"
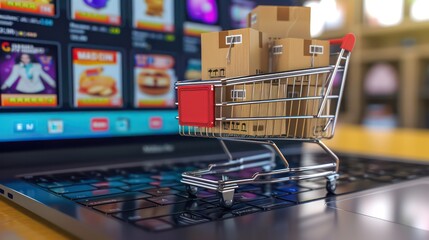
{"left": 176, "top": 33, "right": 356, "bottom": 207}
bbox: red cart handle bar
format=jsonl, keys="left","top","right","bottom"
{"left": 329, "top": 33, "right": 356, "bottom": 52}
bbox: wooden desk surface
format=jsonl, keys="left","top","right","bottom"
{"left": 325, "top": 124, "right": 429, "bottom": 163}
{"left": 1, "top": 124, "right": 428, "bottom": 239}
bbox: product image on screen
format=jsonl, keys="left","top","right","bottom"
{"left": 133, "top": 0, "right": 175, "bottom": 33}
{"left": 134, "top": 53, "right": 176, "bottom": 108}
{"left": 72, "top": 48, "right": 123, "bottom": 108}
{"left": 0, "top": 39, "right": 58, "bottom": 107}
{"left": 71, "top": 0, "right": 121, "bottom": 26}
{"left": 230, "top": 0, "right": 256, "bottom": 28}
{"left": 0, "top": 0, "right": 56, "bottom": 16}
{"left": 186, "top": 0, "right": 218, "bottom": 24}
{"left": 184, "top": 58, "right": 201, "bottom": 80}
{"left": 184, "top": 0, "right": 221, "bottom": 37}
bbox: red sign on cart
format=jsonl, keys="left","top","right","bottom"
{"left": 178, "top": 85, "right": 215, "bottom": 127}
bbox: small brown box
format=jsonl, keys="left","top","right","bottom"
{"left": 271, "top": 38, "right": 330, "bottom": 74}
{"left": 201, "top": 28, "right": 269, "bottom": 80}
{"left": 247, "top": 6, "right": 311, "bottom": 39}
{"left": 266, "top": 82, "right": 331, "bottom": 138}
{"left": 202, "top": 83, "right": 269, "bottom": 136}
{"left": 222, "top": 82, "right": 271, "bottom": 136}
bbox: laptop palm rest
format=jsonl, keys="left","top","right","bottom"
{"left": 330, "top": 183, "right": 429, "bottom": 231}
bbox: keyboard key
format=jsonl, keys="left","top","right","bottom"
{"left": 52, "top": 172, "right": 86, "bottom": 181}
{"left": 247, "top": 198, "right": 295, "bottom": 210}
{"left": 78, "top": 192, "right": 151, "bottom": 206}
{"left": 200, "top": 196, "right": 220, "bottom": 204}
{"left": 128, "top": 173, "right": 152, "bottom": 179}
{"left": 275, "top": 183, "right": 311, "bottom": 194}
{"left": 236, "top": 185, "right": 264, "bottom": 193}
{"left": 120, "top": 185, "right": 155, "bottom": 192}
{"left": 135, "top": 218, "right": 173, "bottom": 231}
{"left": 160, "top": 212, "right": 210, "bottom": 226}
{"left": 150, "top": 181, "right": 180, "bottom": 188}
{"left": 105, "top": 175, "right": 124, "bottom": 181}
{"left": 37, "top": 181, "right": 74, "bottom": 188}
{"left": 196, "top": 207, "right": 235, "bottom": 220}
{"left": 277, "top": 189, "right": 328, "bottom": 203}
{"left": 91, "top": 181, "right": 127, "bottom": 188}
{"left": 235, "top": 192, "right": 267, "bottom": 202}
{"left": 28, "top": 176, "right": 55, "bottom": 183}
{"left": 64, "top": 188, "right": 124, "bottom": 200}
{"left": 81, "top": 170, "right": 105, "bottom": 178}
{"left": 53, "top": 173, "right": 100, "bottom": 185}
{"left": 114, "top": 203, "right": 189, "bottom": 222}
{"left": 178, "top": 190, "right": 217, "bottom": 199}
{"left": 121, "top": 178, "right": 153, "bottom": 185}
{"left": 231, "top": 205, "right": 262, "bottom": 216}
{"left": 144, "top": 188, "right": 179, "bottom": 197}
{"left": 94, "top": 199, "right": 157, "bottom": 214}
{"left": 73, "top": 178, "right": 100, "bottom": 184}
{"left": 147, "top": 195, "right": 187, "bottom": 205}
{"left": 171, "top": 185, "right": 187, "bottom": 192}
{"left": 151, "top": 174, "right": 181, "bottom": 181}
{"left": 50, "top": 185, "right": 96, "bottom": 194}
{"left": 181, "top": 200, "right": 216, "bottom": 211}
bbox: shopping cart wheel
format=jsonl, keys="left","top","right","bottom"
{"left": 219, "top": 190, "right": 235, "bottom": 208}
{"left": 326, "top": 174, "right": 339, "bottom": 194}
{"left": 326, "top": 180, "right": 336, "bottom": 194}
{"left": 186, "top": 185, "right": 198, "bottom": 197}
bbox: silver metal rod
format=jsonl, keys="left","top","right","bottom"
{"left": 215, "top": 95, "right": 339, "bottom": 107}
{"left": 317, "top": 49, "right": 345, "bottom": 117}
{"left": 331, "top": 52, "right": 351, "bottom": 137}
{"left": 175, "top": 66, "right": 344, "bottom": 87}
{"left": 218, "top": 115, "right": 335, "bottom": 121}
{"left": 314, "top": 139, "right": 340, "bottom": 173}
{"left": 219, "top": 139, "right": 233, "bottom": 161}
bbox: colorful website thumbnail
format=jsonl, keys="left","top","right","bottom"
{"left": 72, "top": 48, "right": 123, "bottom": 108}
{"left": 184, "top": 0, "right": 221, "bottom": 37}
{"left": 134, "top": 53, "right": 176, "bottom": 108}
{"left": 71, "top": 0, "right": 121, "bottom": 26}
{"left": 230, "top": 0, "right": 256, "bottom": 28}
{"left": 185, "top": 58, "right": 201, "bottom": 80}
{"left": 0, "top": 0, "right": 56, "bottom": 17}
{"left": 133, "top": 0, "right": 175, "bottom": 33}
{"left": 186, "top": 0, "right": 219, "bottom": 25}
{"left": 0, "top": 39, "right": 58, "bottom": 107}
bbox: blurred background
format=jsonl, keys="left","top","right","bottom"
{"left": 297, "top": 0, "right": 429, "bottom": 130}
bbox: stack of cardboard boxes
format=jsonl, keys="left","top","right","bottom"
{"left": 200, "top": 6, "right": 331, "bottom": 138}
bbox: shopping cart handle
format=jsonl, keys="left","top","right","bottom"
{"left": 329, "top": 33, "right": 356, "bottom": 52}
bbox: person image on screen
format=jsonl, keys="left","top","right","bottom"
{"left": 1, "top": 53, "right": 56, "bottom": 93}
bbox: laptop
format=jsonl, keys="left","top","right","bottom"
{"left": 1, "top": 1, "right": 429, "bottom": 240}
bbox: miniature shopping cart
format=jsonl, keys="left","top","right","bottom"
{"left": 176, "top": 33, "right": 355, "bottom": 207}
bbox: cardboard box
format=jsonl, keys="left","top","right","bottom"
{"left": 266, "top": 82, "right": 331, "bottom": 138}
{"left": 271, "top": 38, "right": 330, "bottom": 74}
{"left": 247, "top": 6, "right": 311, "bottom": 39}
{"left": 201, "top": 28, "right": 269, "bottom": 80}
{"left": 224, "top": 82, "right": 271, "bottom": 136}
{"left": 202, "top": 82, "right": 271, "bottom": 136}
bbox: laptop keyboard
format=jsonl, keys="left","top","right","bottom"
{"left": 22, "top": 155, "right": 429, "bottom": 232}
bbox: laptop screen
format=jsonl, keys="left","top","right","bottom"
{"left": 0, "top": 0, "right": 292, "bottom": 143}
